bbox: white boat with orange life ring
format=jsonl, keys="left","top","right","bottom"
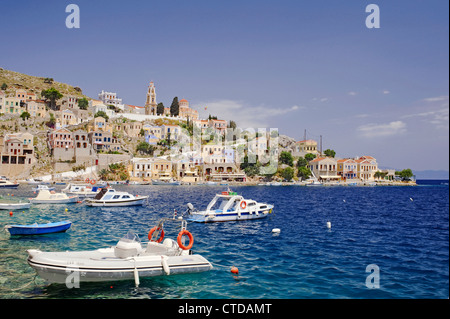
{"left": 185, "top": 189, "right": 274, "bottom": 223}
{"left": 27, "top": 218, "right": 212, "bottom": 285}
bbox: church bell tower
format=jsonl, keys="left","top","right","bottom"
{"left": 145, "top": 81, "right": 157, "bottom": 115}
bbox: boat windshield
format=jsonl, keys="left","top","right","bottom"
{"left": 120, "top": 231, "right": 141, "bottom": 243}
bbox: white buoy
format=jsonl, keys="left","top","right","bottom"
{"left": 327, "top": 221, "right": 331, "bottom": 229}
{"left": 272, "top": 228, "right": 281, "bottom": 233}
{"left": 410, "top": 197, "right": 413, "bottom": 201}
{"left": 343, "top": 199, "right": 346, "bottom": 203}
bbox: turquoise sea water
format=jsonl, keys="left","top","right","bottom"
{"left": 0, "top": 181, "right": 448, "bottom": 299}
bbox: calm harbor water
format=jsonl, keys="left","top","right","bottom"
{"left": 0, "top": 180, "right": 448, "bottom": 299}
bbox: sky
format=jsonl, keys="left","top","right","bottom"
{"left": 0, "top": 0, "right": 448, "bottom": 173}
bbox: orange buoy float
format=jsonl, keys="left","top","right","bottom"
{"left": 90, "top": 179, "right": 96, "bottom": 185}
{"left": 85, "top": 178, "right": 90, "bottom": 183}
{"left": 240, "top": 201, "right": 247, "bottom": 209}
{"left": 9, "top": 211, "right": 13, "bottom": 216}
{"left": 177, "top": 230, "right": 194, "bottom": 250}
{"left": 148, "top": 226, "right": 165, "bottom": 243}
{"left": 230, "top": 266, "right": 239, "bottom": 274}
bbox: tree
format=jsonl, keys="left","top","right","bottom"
{"left": 305, "top": 153, "right": 317, "bottom": 162}
{"left": 156, "top": 102, "right": 165, "bottom": 115}
{"left": 281, "top": 167, "right": 294, "bottom": 181}
{"left": 279, "top": 151, "right": 294, "bottom": 167}
{"left": 374, "top": 171, "right": 387, "bottom": 180}
{"left": 296, "top": 156, "right": 308, "bottom": 168}
{"left": 170, "top": 97, "right": 179, "bottom": 116}
{"left": 324, "top": 149, "right": 336, "bottom": 158}
{"left": 46, "top": 113, "right": 56, "bottom": 128}
{"left": 1, "top": 83, "right": 7, "bottom": 90}
{"left": 78, "top": 97, "right": 89, "bottom": 110}
{"left": 297, "top": 166, "right": 312, "bottom": 180}
{"left": 41, "top": 88, "right": 63, "bottom": 110}
{"left": 94, "top": 111, "right": 109, "bottom": 121}
{"left": 136, "top": 142, "right": 155, "bottom": 155}
{"left": 398, "top": 168, "right": 413, "bottom": 181}
{"left": 228, "top": 120, "right": 237, "bottom": 130}
{"left": 20, "top": 111, "right": 31, "bottom": 121}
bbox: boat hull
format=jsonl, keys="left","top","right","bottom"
{"left": 29, "top": 197, "right": 78, "bottom": 204}
{"left": 0, "top": 203, "right": 31, "bottom": 210}
{"left": 0, "top": 184, "right": 19, "bottom": 188}
{"left": 6, "top": 221, "right": 71, "bottom": 236}
{"left": 27, "top": 248, "right": 212, "bottom": 283}
{"left": 188, "top": 207, "right": 273, "bottom": 223}
{"left": 85, "top": 196, "right": 148, "bottom": 207}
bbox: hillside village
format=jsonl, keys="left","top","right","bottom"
{"left": 0, "top": 68, "right": 414, "bottom": 185}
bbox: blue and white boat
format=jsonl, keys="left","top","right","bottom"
{"left": 32, "top": 184, "right": 55, "bottom": 192}
{"left": 5, "top": 220, "right": 72, "bottom": 236}
{"left": 186, "top": 190, "right": 274, "bottom": 223}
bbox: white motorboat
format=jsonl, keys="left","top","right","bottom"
{"left": 84, "top": 188, "right": 148, "bottom": 207}
{"left": 27, "top": 219, "right": 212, "bottom": 285}
{"left": 62, "top": 183, "right": 102, "bottom": 198}
{"left": 32, "top": 184, "right": 55, "bottom": 192}
{"left": 0, "top": 199, "right": 31, "bottom": 210}
{"left": 186, "top": 190, "right": 274, "bottom": 223}
{"left": 152, "top": 178, "right": 181, "bottom": 185}
{"left": 29, "top": 190, "right": 78, "bottom": 204}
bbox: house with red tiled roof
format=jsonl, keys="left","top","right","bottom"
{"left": 309, "top": 157, "right": 339, "bottom": 181}
{"left": 355, "top": 156, "right": 378, "bottom": 181}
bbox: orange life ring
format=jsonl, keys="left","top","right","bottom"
{"left": 90, "top": 179, "right": 96, "bottom": 185}
{"left": 148, "top": 226, "right": 165, "bottom": 243}
{"left": 85, "top": 178, "right": 90, "bottom": 183}
{"left": 240, "top": 201, "right": 247, "bottom": 209}
{"left": 177, "top": 230, "right": 194, "bottom": 250}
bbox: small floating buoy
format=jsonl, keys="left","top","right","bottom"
{"left": 410, "top": 197, "right": 413, "bottom": 201}
{"left": 9, "top": 211, "right": 13, "bottom": 216}
{"left": 327, "top": 221, "right": 331, "bottom": 229}
{"left": 343, "top": 199, "right": 346, "bottom": 203}
{"left": 230, "top": 266, "right": 239, "bottom": 274}
{"left": 272, "top": 228, "right": 281, "bottom": 233}
{"left": 65, "top": 208, "right": 68, "bottom": 212}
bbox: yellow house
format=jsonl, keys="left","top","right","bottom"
{"left": 130, "top": 157, "right": 173, "bottom": 181}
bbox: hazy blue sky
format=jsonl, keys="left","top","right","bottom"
{"left": 1, "top": 0, "right": 448, "bottom": 172}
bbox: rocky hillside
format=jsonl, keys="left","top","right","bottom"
{"left": 0, "top": 67, "right": 88, "bottom": 99}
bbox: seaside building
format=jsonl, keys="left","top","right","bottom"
{"left": 355, "top": 156, "right": 378, "bottom": 181}
{"left": 0, "top": 132, "right": 36, "bottom": 177}
{"left": 88, "top": 130, "right": 121, "bottom": 153}
{"left": 98, "top": 90, "right": 124, "bottom": 111}
{"left": 293, "top": 139, "right": 319, "bottom": 157}
{"left": 130, "top": 157, "right": 172, "bottom": 180}
{"left": 60, "top": 95, "right": 79, "bottom": 109}
{"left": 26, "top": 100, "right": 47, "bottom": 118}
{"left": 337, "top": 158, "right": 358, "bottom": 180}
{"left": 178, "top": 99, "right": 199, "bottom": 120}
{"left": 309, "top": 157, "right": 340, "bottom": 182}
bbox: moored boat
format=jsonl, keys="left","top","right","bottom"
{"left": 62, "top": 183, "right": 102, "bottom": 198}
{"left": 32, "top": 184, "right": 55, "bottom": 192}
{"left": 0, "top": 198, "right": 31, "bottom": 210}
{"left": 84, "top": 188, "right": 148, "bottom": 207}
{"left": 0, "top": 180, "right": 19, "bottom": 188}
{"left": 186, "top": 189, "right": 274, "bottom": 223}
{"left": 5, "top": 220, "right": 72, "bottom": 236}
{"left": 27, "top": 218, "right": 212, "bottom": 284}
{"left": 29, "top": 190, "right": 78, "bottom": 204}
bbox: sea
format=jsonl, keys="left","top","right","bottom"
{"left": 0, "top": 180, "right": 448, "bottom": 300}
